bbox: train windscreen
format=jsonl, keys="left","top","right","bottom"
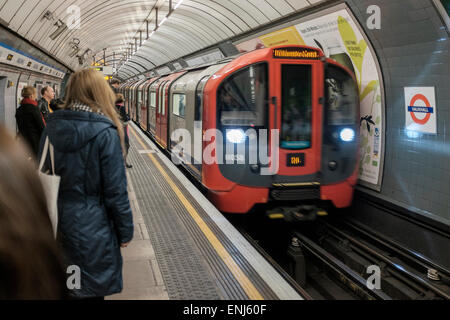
{"left": 325, "top": 65, "right": 358, "bottom": 126}
{"left": 281, "top": 64, "right": 312, "bottom": 150}
{"left": 218, "top": 63, "right": 267, "bottom": 127}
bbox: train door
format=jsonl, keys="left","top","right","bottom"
{"left": 127, "top": 87, "right": 132, "bottom": 117}
{"left": 148, "top": 83, "right": 158, "bottom": 136}
{"left": 159, "top": 81, "right": 171, "bottom": 148}
{"left": 194, "top": 76, "right": 209, "bottom": 165}
{"left": 269, "top": 55, "right": 323, "bottom": 183}
{"left": 136, "top": 86, "right": 142, "bottom": 124}
{"left": 156, "top": 81, "right": 167, "bottom": 145}
{"left": 140, "top": 83, "right": 148, "bottom": 131}
{"left": 132, "top": 85, "right": 138, "bottom": 122}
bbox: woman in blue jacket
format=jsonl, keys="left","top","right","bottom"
{"left": 39, "top": 69, "right": 134, "bottom": 300}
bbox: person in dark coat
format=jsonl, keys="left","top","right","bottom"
{"left": 50, "top": 98, "right": 65, "bottom": 112}
{"left": 38, "top": 86, "right": 55, "bottom": 123}
{"left": 115, "top": 93, "right": 132, "bottom": 169}
{"left": 39, "top": 69, "right": 134, "bottom": 299}
{"left": 16, "top": 86, "right": 45, "bottom": 157}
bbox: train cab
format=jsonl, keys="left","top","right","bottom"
{"left": 201, "top": 45, "right": 360, "bottom": 213}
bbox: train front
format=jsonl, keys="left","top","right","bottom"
{"left": 203, "top": 45, "right": 360, "bottom": 218}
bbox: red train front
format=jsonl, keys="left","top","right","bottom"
{"left": 123, "top": 45, "right": 360, "bottom": 218}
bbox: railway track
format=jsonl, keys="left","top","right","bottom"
{"left": 291, "top": 217, "right": 450, "bottom": 300}
{"left": 229, "top": 209, "right": 450, "bottom": 300}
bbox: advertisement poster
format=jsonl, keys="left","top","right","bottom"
{"left": 235, "top": 5, "right": 385, "bottom": 190}
{"left": 35, "top": 82, "right": 43, "bottom": 100}
{"left": 17, "top": 82, "right": 28, "bottom": 108}
{"left": 54, "top": 83, "right": 60, "bottom": 99}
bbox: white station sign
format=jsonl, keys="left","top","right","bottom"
{"left": 405, "top": 87, "right": 437, "bottom": 134}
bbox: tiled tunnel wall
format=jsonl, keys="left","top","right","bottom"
{"left": 347, "top": 0, "right": 450, "bottom": 222}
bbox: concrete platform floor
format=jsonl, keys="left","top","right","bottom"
{"left": 107, "top": 173, "right": 169, "bottom": 300}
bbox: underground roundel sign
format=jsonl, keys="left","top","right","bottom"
{"left": 404, "top": 87, "right": 437, "bottom": 134}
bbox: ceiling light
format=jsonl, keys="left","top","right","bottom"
{"left": 159, "top": 17, "right": 168, "bottom": 27}
{"left": 174, "top": 0, "right": 185, "bottom": 10}
{"left": 49, "top": 20, "right": 68, "bottom": 40}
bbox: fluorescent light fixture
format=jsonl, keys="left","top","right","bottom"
{"left": 159, "top": 17, "right": 168, "bottom": 27}
{"left": 69, "top": 48, "right": 79, "bottom": 58}
{"left": 49, "top": 20, "right": 68, "bottom": 40}
{"left": 174, "top": 0, "right": 185, "bottom": 9}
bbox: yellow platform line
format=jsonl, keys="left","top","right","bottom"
{"left": 130, "top": 126, "right": 264, "bottom": 300}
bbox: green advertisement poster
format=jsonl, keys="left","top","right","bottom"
{"left": 236, "top": 5, "right": 385, "bottom": 190}
{"left": 293, "top": 8, "right": 385, "bottom": 190}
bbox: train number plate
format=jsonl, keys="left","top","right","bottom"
{"left": 287, "top": 153, "right": 305, "bottom": 167}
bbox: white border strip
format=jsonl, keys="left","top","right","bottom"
{"left": 131, "top": 122, "right": 304, "bottom": 300}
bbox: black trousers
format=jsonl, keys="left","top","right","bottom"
{"left": 124, "top": 125, "right": 130, "bottom": 153}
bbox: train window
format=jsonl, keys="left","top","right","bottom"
{"left": 325, "top": 65, "right": 358, "bottom": 126}
{"left": 137, "top": 90, "right": 142, "bottom": 107}
{"left": 281, "top": 64, "right": 312, "bottom": 150}
{"left": 159, "top": 82, "right": 165, "bottom": 114}
{"left": 149, "top": 92, "right": 156, "bottom": 108}
{"left": 218, "top": 63, "right": 267, "bottom": 127}
{"left": 161, "top": 82, "right": 170, "bottom": 116}
{"left": 195, "top": 76, "right": 209, "bottom": 121}
{"left": 173, "top": 94, "right": 186, "bottom": 118}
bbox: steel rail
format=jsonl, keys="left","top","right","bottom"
{"left": 323, "top": 221, "right": 450, "bottom": 300}
{"left": 293, "top": 231, "right": 391, "bottom": 300}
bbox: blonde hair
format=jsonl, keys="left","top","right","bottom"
{"left": 63, "top": 69, "right": 125, "bottom": 153}
{"left": 21, "top": 86, "right": 36, "bottom": 99}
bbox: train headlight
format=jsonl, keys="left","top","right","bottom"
{"left": 227, "top": 129, "right": 246, "bottom": 144}
{"left": 329, "top": 161, "right": 338, "bottom": 171}
{"left": 340, "top": 128, "right": 355, "bottom": 142}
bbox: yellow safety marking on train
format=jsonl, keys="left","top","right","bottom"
{"left": 130, "top": 126, "right": 264, "bottom": 300}
{"left": 268, "top": 213, "right": 284, "bottom": 220}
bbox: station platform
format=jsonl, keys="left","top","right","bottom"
{"left": 107, "top": 123, "right": 305, "bottom": 300}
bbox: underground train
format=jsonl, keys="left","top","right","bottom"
{"left": 120, "top": 45, "right": 360, "bottom": 218}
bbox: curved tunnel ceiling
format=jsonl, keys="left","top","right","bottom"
{"left": 0, "top": 0, "right": 326, "bottom": 79}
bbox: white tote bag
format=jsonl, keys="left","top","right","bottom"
{"left": 38, "top": 137, "right": 61, "bottom": 238}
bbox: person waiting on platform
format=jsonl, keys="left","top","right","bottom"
{"left": 15, "top": 86, "right": 45, "bottom": 158}
{"left": 38, "top": 68, "right": 134, "bottom": 300}
{"left": 50, "top": 98, "right": 65, "bottom": 112}
{"left": 111, "top": 79, "right": 120, "bottom": 94}
{"left": 0, "top": 125, "right": 67, "bottom": 300}
{"left": 38, "top": 86, "right": 55, "bottom": 123}
{"left": 115, "top": 93, "right": 132, "bottom": 169}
